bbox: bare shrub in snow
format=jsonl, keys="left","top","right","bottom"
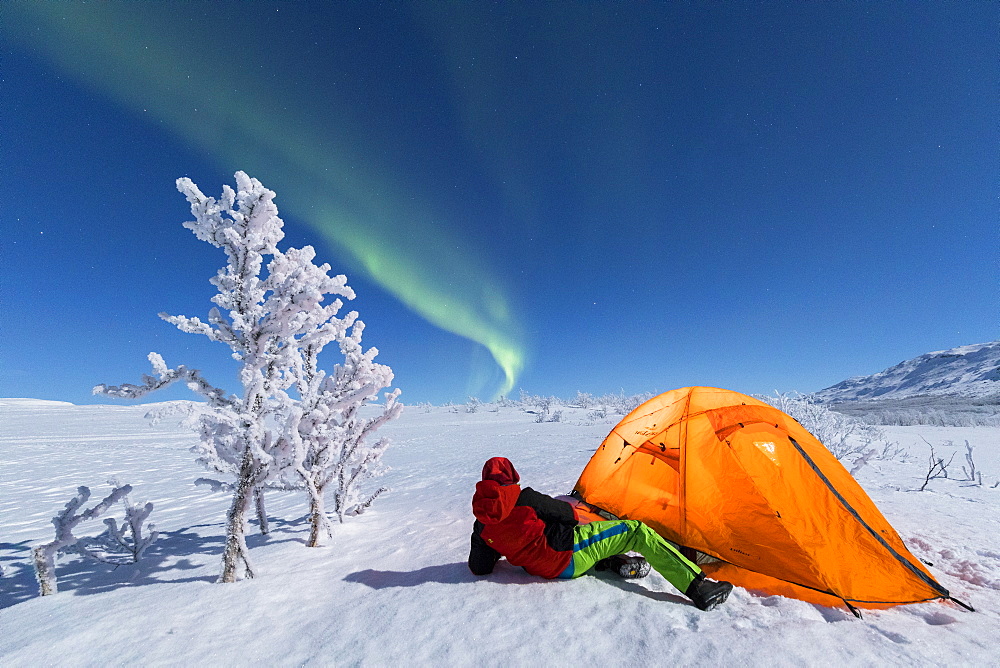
{"left": 918, "top": 440, "right": 956, "bottom": 491}
{"left": 97, "top": 172, "right": 399, "bottom": 581}
{"left": 466, "top": 397, "right": 481, "bottom": 413}
{"left": 517, "top": 389, "right": 532, "bottom": 407}
{"left": 849, "top": 450, "right": 876, "bottom": 476}
{"left": 519, "top": 391, "right": 561, "bottom": 413}
{"left": 960, "top": 440, "right": 983, "bottom": 486}
{"left": 763, "top": 392, "right": 861, "bottom": 455}
{"left": 32, "top": 484, "right": 133, "bottom": 596}
{"left": 875, "top": 440, "right": 910, "bottom": 462}
{"left": 104, "top": 355, "right": 275, "bottom": 530}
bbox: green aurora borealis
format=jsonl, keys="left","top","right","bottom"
{"left": 5, "top": 1, "right": 996, "bottom": 406}
{"left": 5, "top": 2, "right": 525, "bottom": 398}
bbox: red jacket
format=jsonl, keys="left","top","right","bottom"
{"left": 468, "top": 457, "right": 577, "bottom": 579}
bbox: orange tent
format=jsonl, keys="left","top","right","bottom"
{"left": 573, "top": 386, "right": 969, "bottom": 615}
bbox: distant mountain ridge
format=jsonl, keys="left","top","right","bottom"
{"left": 811, "top": 341, "right": 1000, "bottom": 403}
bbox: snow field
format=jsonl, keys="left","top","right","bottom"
{"left": 1, "top": 402, "right": 999, "bottom": 666}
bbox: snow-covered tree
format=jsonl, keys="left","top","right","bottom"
{"left": 96, "top": 172, "right": 400, "bottom": 582}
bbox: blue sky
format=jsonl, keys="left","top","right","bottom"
{"left": 1, "top": 2, "right": 996, "bottom": 406}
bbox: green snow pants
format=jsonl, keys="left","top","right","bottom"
{"left": 557, "top": 520, "right": 702, "bottom": 593}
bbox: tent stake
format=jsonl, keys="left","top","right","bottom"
{"left": 842, "top": 599, "right": 863, "bottom": 619}
{"left": 950, "top": 597, "right": 975, "bottom": 612}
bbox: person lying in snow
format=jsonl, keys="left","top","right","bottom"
{"left": 468, "top": 456, "right": 733, "bottom": 611}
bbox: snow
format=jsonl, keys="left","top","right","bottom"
{"left": 2, "top": 401, "right": 999, "bottom": 665}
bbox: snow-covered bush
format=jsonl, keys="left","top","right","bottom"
{"left": 496, "top": 394, "right": 516, "bottom": 408}
{"left": 72, "top": 479, "right": 158, "bottom": 566}
{"left": 621, "top": 391, "right": 655, "bottom": 414}
{"left": 759, "top": 392, "right": 896, "bottom": 467}
{"left": 592, "top": 390, "right": 654, "bottom": 415}
{"left": 519, "top": 393, "right": 563, "bottom": 422}
{"left": 587, "top": 407, "right": 609, "bottom": 423}
{"left": 466, "top": 397, "right": 481, "bottom": 413}
{"left": 32, "top": 484, "right": 134, "bottom": 596}
{"left": 286, "top": 323, "right": 401, "bottom": 546}
{"left": 97, "top": 172, "right": 399, "bottom": 580}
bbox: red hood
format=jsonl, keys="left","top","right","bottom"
{"left": 472, "top": 480, "right": 521, "bottom": 524}
{"left": 482, "top": 457, "right": 519, "bottom": 485}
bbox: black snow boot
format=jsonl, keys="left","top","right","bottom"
{"left": 685, "top": 574, "right": 733, "bottom": 611}
{"left": 594, "top": 554, "right": 651, "bottom": 579}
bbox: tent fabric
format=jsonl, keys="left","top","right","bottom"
{"left": 573, "top": 386, "right": 950, "bottom": 609}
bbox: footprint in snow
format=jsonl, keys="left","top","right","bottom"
{"left": 922, "top": 611, "right": 957, "bottom": 626}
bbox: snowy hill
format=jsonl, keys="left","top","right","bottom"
{"left": 812, "top": 341, "right": 1000, "bottom": 403}
{"left": 0, "top": 398, "right": 74, "bottom": 407}
{"left": 1, "top": 400, "right": 999, "bottom": 664}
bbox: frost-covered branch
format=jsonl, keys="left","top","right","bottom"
{"left": 73, "top": 480, "right": 159, "bottom": 566}
{"left": 32, "top": 484, "right": 132, "bottom": 596}
{"left": 961, "top": 440, "right": 983, "bottom": 486}
{"left": 94, "top": 352, "right": 238, "bottom": 409}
